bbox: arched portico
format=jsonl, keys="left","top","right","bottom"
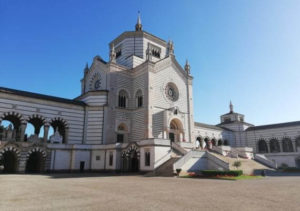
{"left": 0, "top": 146, "right": 20, "bottom": 173}
{"left": 168, "top": 118, "right": 184, "bottom": 143}
{"left": 258, "top": 139, "right": 268, "bottom": 153}
{"left": 121, "top": 144, "right": 140, "bottom": 172}
{"left": 25, "top": 148, "right": 47, "bottom": 173}
{"left": 0, "top": 112, "right": 25, "bottom": 142}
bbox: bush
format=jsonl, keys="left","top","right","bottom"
{"left": 282, "top": 167, "right": 300, "bottom": 172}
{"left": 233, "top": 161, "right": 242, "bottom": 169}
{"left": 280, "top": 163, "right": 289, "bottom": 169}
{"left": 201, "top": 170, "right": 243, "bottom": 177}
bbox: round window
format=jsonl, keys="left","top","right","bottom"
{"left": 94, "top": 79, "right": 101, "bottom": 90}
{"left": 165, "top": 83, "right": 179, "bottom": 101}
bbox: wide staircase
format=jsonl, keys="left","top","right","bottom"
{"left": 145, "top": 157, "right": 179, "bottom": 177}
{"left": 209, "top": 152, "right": 270, "bottom": 175}
{"left": 145, "top": 143, "right": 186, "bottom": 177}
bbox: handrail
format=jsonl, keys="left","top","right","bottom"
{"left": 154, "top": 151, "right": 172, "bottom": 167}
{"left": 173, "top": 150, "right": 204, "bottom": 170}
{"left": 207, "top": 152, "right": 230, "bottom": 170}
{"left": 254, "top": 154, "right": 277, "bottom": 169}
{"left": 171, "top": 142, "right": 187, "bottom": 155}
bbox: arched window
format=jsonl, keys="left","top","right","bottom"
{"left": 258, "top": 140, "right": 268, "bottom": 153}
{"left": 26, "top": 116, "right": 46, "bottom": 142}
{"left": 282, "top": 138, "right": 294, "bottom": 152}
{"left": 118, "top": 90, "right": 128, "bottom": 108}
{"left": 270, "top": 139, "right": 280, "bottom": 153}
{"left": 135, "top": 90, "right": 143, "bottom": 108}
{"left": 0, "top": 112, "right": 23, "bottom": 141}
{"left": 50, "top": 118, "right": 67, "bottom": 144}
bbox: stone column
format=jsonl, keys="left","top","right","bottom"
{"left": 179, "top": 133, "right": 183, "bottom": 142}
{"left": 293, "top": 140, "right": 297, "bottom": 152}
{"left": 64, "top": 127, "right": 69, "bottom": 144}
{"left": 279, "top": 140, "right": 283, "bottom": 153}
{"left": 266, "top": 141, "right": 271, "bottom": 153}
{"left": 43, "top": 125, "right": 49, "bottom": 143}
{"left": 20, "top": 123, "right": 26, "bottom": 142}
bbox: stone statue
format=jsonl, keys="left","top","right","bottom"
{"left": 109, "top": 44, "right": 116, "bottom": 63}
{"left": 50, "top": 128, "right": 63, "bottom": 144}
{"left": 196, "top": 140, "right": 200, "bottom": 149}
{"left": 201, "top": 140, "right": 206, "bottom": 149}
{"left": 6, "top": 124, "right": 13, "bottom": 141}
{"left": 28, "top": 134, "right": 40, "bottom": 143}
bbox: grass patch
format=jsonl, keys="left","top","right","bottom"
{"left": 179, "top": 174, "right": 263, "bottom": 180}
{"left": 213, "top": 175, "right": 263, "bottom": 180}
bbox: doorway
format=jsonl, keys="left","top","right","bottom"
{"left": 2, "top": 151, "right": 18, "bottom": 173}
{"left": 169, "top": 133, "right": 175, "bottom": 143}
{"left": 25, "top": 152, "right": 44, "bottom": 173}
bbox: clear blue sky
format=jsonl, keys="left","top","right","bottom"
{"left": 1, "top": 0, "right": 300, "bottom": 126}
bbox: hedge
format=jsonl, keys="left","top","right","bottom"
{"left": 201, "top": 170, "right": 243, "bottom": 177}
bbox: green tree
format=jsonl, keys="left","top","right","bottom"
{"left": 233, "top": 160, "right": 242, "bottom": 170}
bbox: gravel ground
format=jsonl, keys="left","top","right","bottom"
{"left": 0, "top": 173, "right": 299, "bottom": 211}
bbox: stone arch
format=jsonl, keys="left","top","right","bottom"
{"left": 168, "top": 118, "right": 184, "bottom": 143}
{"left": 25, "top": 147, "right": 47, "bottom": 173}
{"left": 269, "top": 138, "right": 280, "bottom": 153}
{"left": 49, "top": 117, "right": 68, "bottom": 143}
{"left": 257, "top": 139, "right": 268, "bottom": 153}
{"left": 0, "top": 111, "right": 26, "bottom": 126}
{"left": 282, "top": 137, "right": 294, "bottom": 152}
{"left": 25, "top": 147, "right": 47, "bottom": 159}
{"left": 0, "top": 146, "right": 21, "bottom": 173}
{"left": 26, "top": 114, "right": 46, "bottom": 137}
{"left": 121, "top": 144, "right": 140, "bottom": 172}
{"left": 0, "top": 112, "right": 25, "bottom": 141}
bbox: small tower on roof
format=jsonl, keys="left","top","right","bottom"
{"left": 135, "top": 11, "right": 142, "bottom": 31}
{"left": 185, "top": 59, "right": 190, "bottom": 74}
{"left": 229, "top": 101, "right": 234, "bottom": 113}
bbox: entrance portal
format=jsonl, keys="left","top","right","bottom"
{"left": 1, "top": 151, "right": 18, "bottom": 173}
{"left": 25, "top": 152, "right": 44, "bottom": 173}
{"left": 169, "top": 119, "right": 184, "bottom": 143}
{"left": 169, "top": 133, "right": 175, "bottom": 143}
{"left": 122, "top": 145, "right": 140, "bottom": 172}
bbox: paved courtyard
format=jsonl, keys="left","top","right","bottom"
{"left": 0, "top": 173, "right": 300, "bottom": 211}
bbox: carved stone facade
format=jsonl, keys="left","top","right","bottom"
{"left": 0, "top": 19, "right": 299, "bottom": 173}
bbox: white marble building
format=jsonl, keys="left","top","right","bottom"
{"left": 0, "top": 16, "right": 299, "bottom": 173}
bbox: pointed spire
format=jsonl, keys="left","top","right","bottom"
{"left": 84, "top": 62, "right": 89, "bottom": 75}
{"left": 135, "top": 11, "right": 143, "bottom": 31}
{"left": 184, "top": 59, "right": 190, "bottom": 74}
{"left": 110, "top": 43, "right": 116, "bottom": 63}
{"left": 230, "top": 101, "right": 234, "bottom": 113}
{"left": 167, "top": 40, "right": 174, "bottom": 56}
